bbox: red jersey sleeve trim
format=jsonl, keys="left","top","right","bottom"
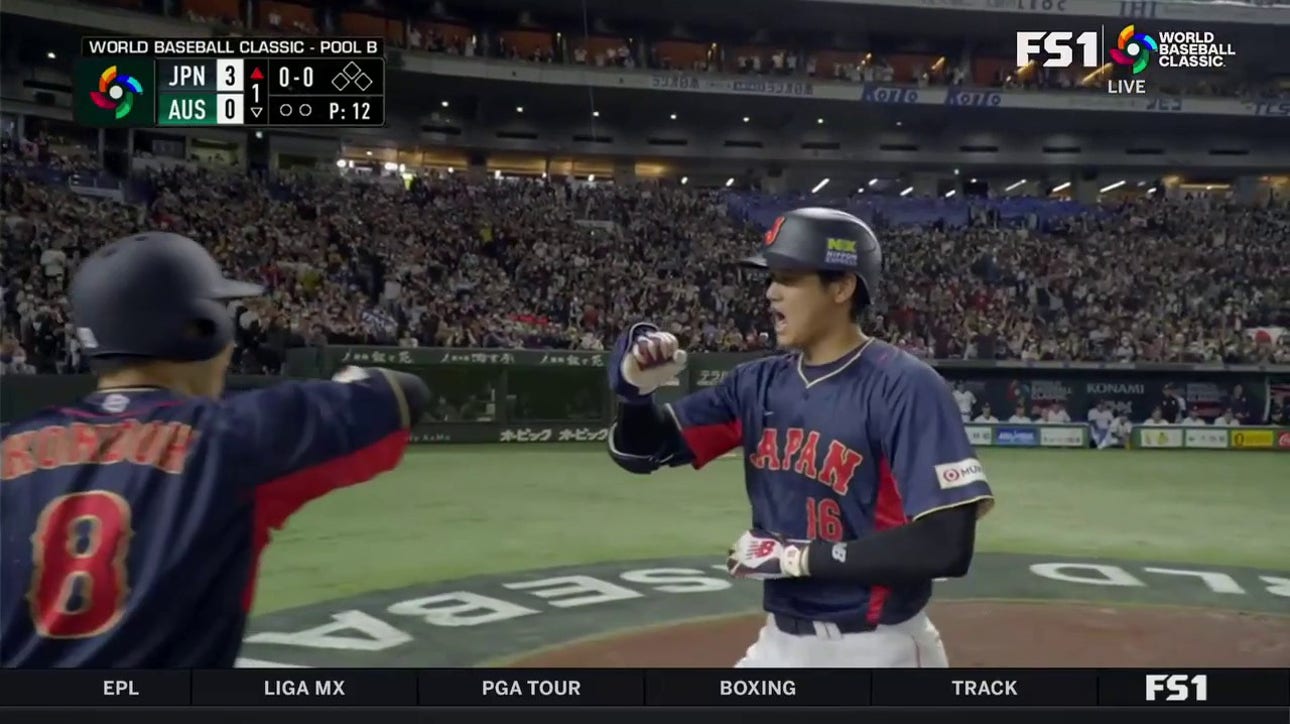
{"left": 242, "top": 429, "right": 410, "bottom": 611}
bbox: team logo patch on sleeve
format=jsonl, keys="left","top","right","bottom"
{"left": 934, "top": 458, "right": 987, "bottom": 489}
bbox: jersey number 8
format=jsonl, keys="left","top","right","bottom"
{"left": 29, "top": 491, "right": 132, "bottom": 638}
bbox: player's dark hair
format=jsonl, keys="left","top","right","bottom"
{"left": 818, "top": 270, "right": 869, "bottom": 322}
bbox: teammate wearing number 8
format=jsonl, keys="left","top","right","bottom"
{"left": 607, "top": 208, "right": 994, "bottom": 667}
{"left": 0, "top": 232, "right": 430, "bottom": 667}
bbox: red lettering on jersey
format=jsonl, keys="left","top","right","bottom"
{"left": 2, "top": 431, "right": 37, "bottom": 481}
{"left": 70, "top": 424, "right": 99, "bottom": 465}
{"left": 749, "top": 428, "right": 781, "bottom": 470}
{"left": 781, "top": 428, "right": 805, "bottom": 469}
{"left": 158, "top": 423, "right": 196, "bottom": 474}
{"left": 794, "top": 431, "right": 820, "bottom": 479}
{"left": 34, "top": 426, "right": 66, "bottom": 470}
{"left": 818, "top": 440, "right": 865, "bottom": 495}
{"left": 1, "top": 421, "right": 197, "bottom": 479}
{"left": 128, "top": 422, "right": 166, "bottom": 467}
{"left": 100, "top": 421, "right": 138, "bottom": 465}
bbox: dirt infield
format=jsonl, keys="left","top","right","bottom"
{"left": 507, "top": 601, "right": 1290, "bottom": 667}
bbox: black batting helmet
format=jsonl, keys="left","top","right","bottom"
{"left": 739, "top": 207, "right": 882, "bottom": 307}
{"left": 69, "top": 232, "right": 264, "bottom": 362}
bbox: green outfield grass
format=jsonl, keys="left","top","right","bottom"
{"left": 250, "top": 446, "right": 1290, "bottom": 614}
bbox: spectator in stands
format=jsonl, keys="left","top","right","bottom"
{"left": 1159, "top": 384, "right": 1186, "bottom": 423}
{"left": 1211, "top": 408, "right": 1240, "bottom": 427}
{"left": 1006, "top": 405, "right": 1030, "bottom": 423}
{"left": 1141, "top": 406, "right": 1168, "bottom": 425}
{"left": 1104, "top": 414, "right": 1132, "bottom": 449}
{"left": 973, "top": 403, "right": 998, "bottom": 423}
{"left": 1226, "top": 383, "right": 1253, "bottom": 425}
{"left": 1181, "top": 408, "right": 1208, "bottom": 426}
{"left": 1087, "top": 400, "right": 1115, "bottom": 447}
{"left": 949, "top": 382, "right": 975, "bottom": 420}
{"left": 1043, "top": 402, "right": 1072, "bottom": 424}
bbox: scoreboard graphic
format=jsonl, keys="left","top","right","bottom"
{"left": 74, "top": 37, "right": 386, "bottom": 128}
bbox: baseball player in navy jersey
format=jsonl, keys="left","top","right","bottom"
{"left": 1, "top": 232, "right": 430, "bottom": 667}
{"left": 608, "top": 208, "right": 994, "bottom": 668}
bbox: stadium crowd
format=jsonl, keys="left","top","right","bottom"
{"left": 2, "top": 144, "right": 1288, "bottom": 378}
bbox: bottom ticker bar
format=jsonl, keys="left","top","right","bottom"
{"left": 2, "top": 707, "right": 1287, "bottom": 724}
{"left": 0, "top": 668, "right": 1285, "bottom": 708}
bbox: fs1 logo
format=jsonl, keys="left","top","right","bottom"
{"left": 1145, "top": 674, "right": 1208, "bottom": 702}
{"left": 1015, "top": 31, "right": 1098, "bottom": 69}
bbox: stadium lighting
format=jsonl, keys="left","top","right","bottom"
{"left": 868, "top": 178, "right": 879, "bottom": 186}
{"left": 1147, "top": 187, "right": 1156, "bottom": 194}
{"left": 494, "top": 170, "right": 501, "bottom": 180}
{"left": 254, "top": 130, "right": 263, "bottom": 139}
{"left": 335, "top": 159, "right": 346, "bottom": 168}
{"left": 857, "top": 188, "right": 865, "bottom": 194}
{"left": 953, "top": 168, "right": 960, "bottom": 176}
{"left": 900, "top": 186, "right": 914, "bottom": 197}
{"left": 384, "top": 162, "right": 398, "bottom": 171}
{"left": 541, "top": 172, "right": 548, "bottom": 179}
{"left": 592, "top": 110, "right": 600, "bottom": 117}
{"left": 1137, "top": 180, "right": 1146, "bottom": 187}
{"left": 588, "top": 175, "right": 596, "bottom": 182}
{"left": 725, "top": 177, "right": 735, "bottom": 187}
{"left": 670, "top": 113, "right": 677, "bottom": 120}
{"left": 969, "top": 178, "right": 978, "bottom": 183}
{"left": 1051, "top": 181, "right": 1072, "bottom": 193}
{"left": 516, "top": 106, "right": 524, "bottom": 113}
{"left": 441, "top": 100, "right": 449, "bottom": 108}
{"left": 1100, "top": 179, "right": 1126, "bottom": 193}
{"left": 448, "top": 167, "right": 455, "bottom": 174}
{"left": 46, "top": 52, "right": 56, "bottom": 60}
{"left": 681, "top": 176, "right": 688, "bottom": 185}
{"left": 811, "top": 178, "right": 830, "bottom": 194}
{"left": 895, "top": 121, "right": 903, "bottom": 127}
{"left": 742, "top": 116, "right": 750, "bottom": 123}
{"left": 365, "top": 150, "right": 372, "bottom": 156}
{"left": 945, "top": 189, "right": 956, "bottom": 198}
{"left": 1005, "top": 179, "right": 1027, "bottom": 192}
{"left": 817, "top": 118, "right": 824, "bottom": 125}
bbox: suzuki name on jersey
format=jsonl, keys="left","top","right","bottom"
{"left": 266, "top": 679, "right": 347, "bottom": 696}
{"left": 933, "top": 458, "right": 987, "bottom": 490}
{"left": 2, "top": 421, "right": 197, "bottom": 481}
{"left": 748, "top": 428, "right": 865, "bottom": 494}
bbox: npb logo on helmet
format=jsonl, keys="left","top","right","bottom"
{"left": 934, "top": 458, "right": 986, "bottom": 490}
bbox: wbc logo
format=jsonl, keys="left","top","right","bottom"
{"left": 89, "top": 65, "right": 143, "bottom": 120}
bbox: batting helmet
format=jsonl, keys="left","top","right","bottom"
{"left": 69, "top": 232, "right": 265, "bottom": 362}
{"left": 739, "top": 207, "right": 882, "bottom": 306}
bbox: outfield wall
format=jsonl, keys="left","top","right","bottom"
{"left": 4, "top": 348, "right": 1288, "bottom": 450}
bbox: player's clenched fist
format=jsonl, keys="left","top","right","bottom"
{"left": 726, "top": 530, "right": 808, "bottom": 580}
{"left": 608, "top": 322, "right": 688, "bottom": 402}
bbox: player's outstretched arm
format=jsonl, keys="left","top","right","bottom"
{"left": 225, "top": 366, "right": 429, "bottom": 496}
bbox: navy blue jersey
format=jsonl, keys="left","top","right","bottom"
{"left": 1, "top": 373, "right": 413, "bottom": 667}
{"left": 668, "top": 339, "right": 993, "bottom": 625}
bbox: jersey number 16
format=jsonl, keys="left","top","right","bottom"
{"left": 805, "top": 497, "right": 844, "bottom": 541}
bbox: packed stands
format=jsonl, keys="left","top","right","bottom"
{"left": 2, "top": 142, "right": 1288, "bottom": 377}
